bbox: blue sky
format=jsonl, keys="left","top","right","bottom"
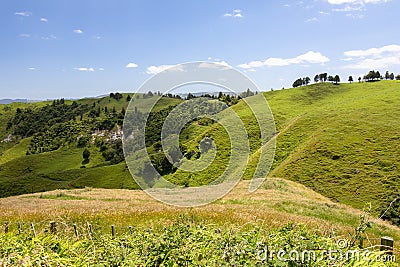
{"left": 1, "top": 0, "right": 400, "bottom": 99}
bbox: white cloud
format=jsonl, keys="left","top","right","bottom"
{"left": 126, "top": 63, "right": 138, "bottom": 68}
{"left": 238, "top": 51, "right": 330, "bottom": 69}
{"left": 19, "top": 34, "right": 30, "bottom": 38}
{"left": 146, "top": 64, "right": 185, "bottom": 75}
{"left": 28, "top": 67, "right": 35, "bottom": 71}
{"left": 328, "top": 0, "right": 388, "bottom": 3}
{"left": 328, "top": 0, "right": 389, "bottom": 18}
{"left": 342, "top": 44, "right": 400, "bottom": 69}
{"left": 74, "top": 67, "right": 95, "bottom": 72}
{"left": 344, "top": 44, "right": 400, "bottom": 58}
{"left": 15, "top": 11, "right": 31, "bottom": 17}
{"left": 345, "top": 13, "right": 364, "bottom": 18}
{"left": 344, "top": 57, "right": 400, "bottom": 69}
{"left": 40, "top": 18, "right": 48, "bottom": 22}
{"left": 283, "top": 4, "right": 291, "bottom": 7}
{"left": 332, "top": 5, "right": 365, "bottom": 11}
{"left": 99, "top": 68, "right": 105, "bottom": 71}
{"left": 223, "top": 9, "right": 243, "bottom": 18}
{"left": 41, "top": 35, "right": 57, "bottom": 40}
{"left": 328, "top": 0, "right": 358, "bottom": 4}
{"left": 199, "top": 61, "right": 232, "bottom": 69}
{"left": 306, "top": 17, "right": 318, "bottom": 22}
{"left": 364, "top": 0, "right": 389, "bottom": 2}
{"left": 319, "top": 11, "right": 330, "bottom": 15}
{"left": 73, "top": 29, "right": 83, "bottom": 34}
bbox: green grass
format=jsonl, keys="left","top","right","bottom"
{"left": 0, "top": 137, "right": 31, "bottom": 165}
{"left": 266, "top": 81, "right": 400, "bottom": 213}
{"left": 0, "top": 179, "right": 398, "bottom": 266}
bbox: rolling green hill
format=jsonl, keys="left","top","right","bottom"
{"left": 1, "top": 81, "right": 399, "bottom": 221}
{"left": 265, "top": 81, "right": 400, "bottom": 215}
{"left": 0, "top": 93, "right": 181, "bottom": 197}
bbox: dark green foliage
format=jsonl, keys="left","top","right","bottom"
{"left": 101, "top": 140, "right": 124, "bottom": 164}
{"left": 334, "top": 75, "right": 340, "bottom": 84}
{"left": 292, "top": 77, "right": 310, "bottom": 88}
{"left": 28, "top": 122, "right": 89, "bottom": 154}
{"left": 77, "top": 135, "right": 90, "bottom": 148}
{"left": 318, "top": 73, "right": 328, "bottom": 82}
{"left": 145, "top": 105, "right": 177, "bottom": 146}
{"left": 11, "top": 100, "right": 89, "bottom": 137}
{"left": 109, "top": 92, "right": 123, "bottom": 101}
{"left": 364, "top": 70, "right": 382, "bottom": 81}
{"left": 82, "top": 149, "right": 90, "bottom": 161}
{"left": 348, "top": 76, "right": 353, "bottom": 83}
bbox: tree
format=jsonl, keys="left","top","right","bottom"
{"left": 358, "top": 77, "right": 362, "bottom": 83}
{"left": 385, "top": 71, "right": 390, "bottom": 80}
{"left": 292, "top": 78, "right": 303, "bottom": 88}
{"left": 126, "top": 95, "right": 131, "bottom": 101}
{"left": 321, "top": 73, "right": 328, "bottom": 82}
{"left": 328, "top": 75, "right": 334, "bottom": 82}
{"left": 396, "top": 74, "right": 400, "bottom": 80}
{"left": 314, "top": 74, "right": 319, "bottom": 83}
{"left": 376, "top": 71, "right": 381, "bottom": 80}
{"left": 334, "top": 75, "right": 340, "bottom": 84}
{"left": 365, "top": 70, "right": 381, "bottom": 81}
{"left": 82, "top": 148, "right": 90, "bottom": 164}
{"left": 304, "top": 77, "right": 311, "bottom": 85}
{"left": 348, "top": 76, "right": 353, "bottom": 83}
{"left": 390, "top": 73, "right": 395, "bottom": 80}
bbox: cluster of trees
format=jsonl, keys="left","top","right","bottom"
{"left": 292, "top": 77, "right": 311, "bottom": 88}
{"left": 8, "top": 100, "right": 90, "bottom": 137}
{"left": 362, "top": 70, "right": 397, "bottom": 81}
{"left": 293, "top": 73, "right": 340, "bottom": 88}
{"left": 109, "top": 92, "right": 133, "bottom": 102}
{"left": 293, "top": 69, "right": 400, "bottom": 88}
{"left": 109, "top": 92, "right": 123, "bottom": 101}
{"left": 27, "top": 121, "right": 89, "bottom": 154}
{"left": 314, "top": 73, "right": 341, "bottom": 84}
{"left": 164, "top": 93, "right": 183, "bottom": 99}
{"left": 97, "top": 139, "right": 124, "bottom": 164}
{"left": 364, "top": 70, "right": 382, "bottom": 81}
{"left": 185, "top": 89, "right": 257, "bottom": 106}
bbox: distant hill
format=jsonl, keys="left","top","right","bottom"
{"left": 0, "top": 99, "right": 28, "bottom": 104}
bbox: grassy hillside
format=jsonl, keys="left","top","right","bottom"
{"left": 152, "top": 81, "right": 399, "bottom": 216}
{"left": 0, "top": 93, "right": 181, "bottom": 197}
{"left": 265, "top": 81, "right": 400, "bottom": 214}
{"left": 0, "top": 179, "right": 398, "bottom": 265}
{"left": 1, "top": 81, "right": 399, "bottom": 217}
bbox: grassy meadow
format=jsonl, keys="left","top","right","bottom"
{"left": 0, "top": 179, "right": 399, "bottom": 266}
